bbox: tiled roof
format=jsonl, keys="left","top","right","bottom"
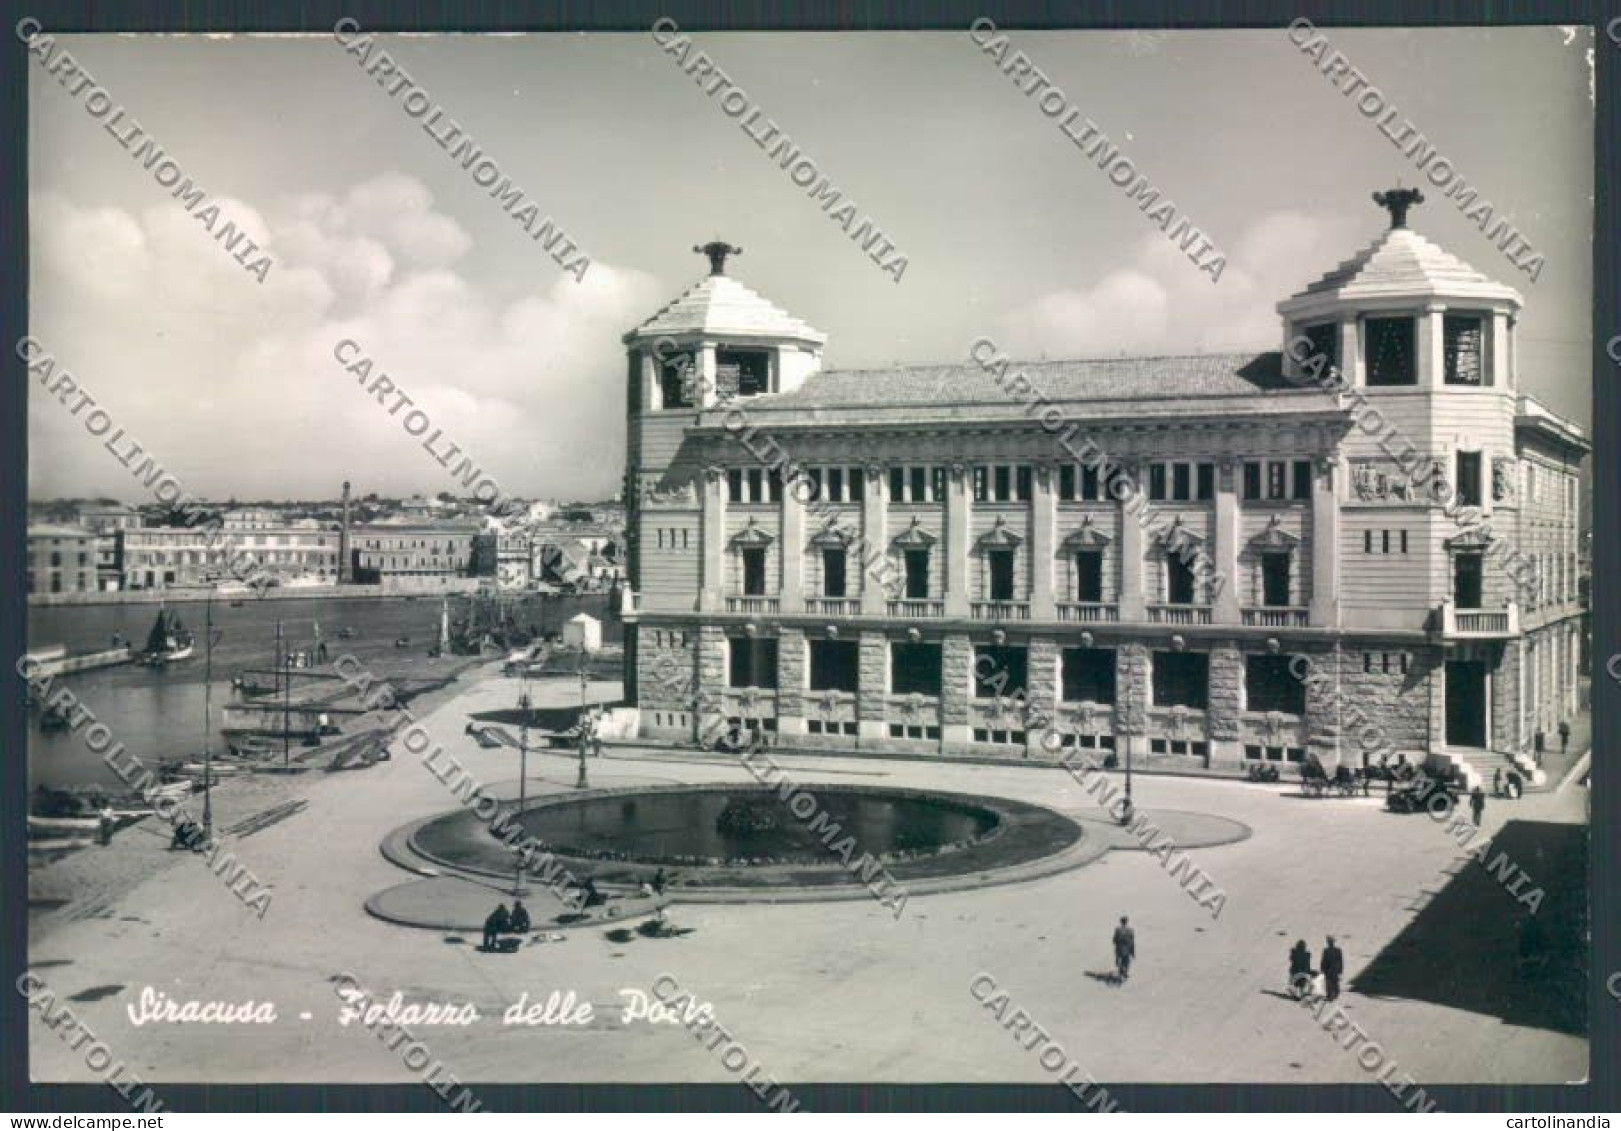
{"left": 746, "top": 351, "right": 1301, "bottom": 410}
{"left": 628, "top": 274, "right": 826, "bottom": 344}
{"left": 1283, "top": 227, "right": 1521, "bottom": 308}
{"left": 27, "top": 523, "right": 93, "bottom": 538}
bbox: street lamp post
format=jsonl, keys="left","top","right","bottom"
{"left": 202, "top": 591, "right": 217, "bottom": 839}
{"left": 1120, "top": 684, "right": 1135, "bottom": 825}
{"left": 575, "top": 652, "right": 590, "bottom": 790}
{"left": 514, "top": 677, "right": 530, "bottom": 896}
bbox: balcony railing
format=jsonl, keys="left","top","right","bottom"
{"left": 1241, "top": 606, "right": 1308, "bottom": 627}
{"left": 1147, "top": 604, "right": 1213, "bottom": 625}
{"left": 804, "top": 597, "right": 860, "bottom": 617}
{"left": 725, "top": 595, "right": 780, "bottom": 615}
{"left": 887, "top": 598, "right": 945, "bottom": 619}
{"left": 971, "top": 600, "right": 1031, "bottom": 621}
{"left": 1440, "top": 600, "right": 1519, "bottom": 638}
{"left": 1057, "top": 601, "right": 1118, "bottom": 623}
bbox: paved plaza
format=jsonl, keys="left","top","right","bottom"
{"left": 28, "top": 665, "right": 1589, "bottom": 1088}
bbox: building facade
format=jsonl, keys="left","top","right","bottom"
{"left": 621, "top": 205, "right": 1587, "bottom": 786}
{"left": 26, "top": 525, "right": 98, "bottom": 594}
{"left": 350, "top": 523, "right": 482, "bottom": 590}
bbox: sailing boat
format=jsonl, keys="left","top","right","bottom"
{"left": 140, "top": 604, "right": 195, "bottom": 666}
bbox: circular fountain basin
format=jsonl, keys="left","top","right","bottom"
{"left": 406, "top": 783, "right": 1089, "bottom": 897}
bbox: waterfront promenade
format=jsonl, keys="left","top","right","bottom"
{"left": 27, "top": 667, "right": 1589, "bottom": 1088}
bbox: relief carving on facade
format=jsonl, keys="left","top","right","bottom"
{"left": 1492, "top": 456, "right": 1517, "bottom": 502}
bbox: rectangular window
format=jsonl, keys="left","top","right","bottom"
{"left": 1167, "top": 555, "right": 1196, "bottom": 605}
{"left": 1246, "top": 655, "right": 1305, "bottom": 714}
{"left": 932, "top": 467, "right": 947, "bottom": 501}
{"left": 727, "top": 469, "right": 744, "bottom": 503}
{"left": 809, "top": 640, "right": 860, "bottom": 692}
{"left": 1196, "top": 463, "right": 1215, "bottom": 501}
{"left": 826, "top": 467, "right": 844, "bottom": 503}
{"left": 741, "top": 547, "right": 767, "bottom": 596}
{"left": 1244, "top": 462, "right": 1262, "bottom": 500}
{"left": 974, "top": 645, "right": 1028, "bottom": 700}
{"left": 905, "top": 550, "right": 930, "bottom": 599}
{"left": 767, "top": 469, "right": 783, "bottom": 503}
{"left": 848, "top": 468, "right": 864, "bottom": 502}
{"left": 1262, "top": 552, "right": 1290, "bottom": 607}
{"left": 1302, "top": 321, "right": 1339, "bottom": 377}
{"left": 1382, "top": 530, "right": 1391, "bottom": 555}
{"left": 1081, "top": 466, "right": 1100, "bottom": 500}
{"left": 1062, "top": 647, "right": 1117, "bottom": 704}
{"left": 974, "top": 466, "right": 989, "bottom": 502}
{"left": 1015, "top": 466, "right": 1033, "bottom": 502}
{"left": 728, "top": 636, "right": 778, "bottom": 689}
{"left": 1455, "top": 551, "right": 1483, "bottom": 609}
{"left": 1366, "top": 316, "right": 1417, "bottom": 386}
{"left": 994, "top": 466, "right": 1012, "bottom": 502}
{"left": 890, "top": 467, "right": 905, "bottom": 501}
{"left": 988, "top": 550, "right": 1015, "bottom": 601}
{"left": 747, "top": 468, "right": 763, "bottom": 503}
{"left": 910, "top": 466, "right": 927, "bottom": 503}
{"left": 1059, "top": 465, "right": 1076, "bottom": 501}
{"left": 822, "top": 549, "right": 847, "bottom": 598}
{"left": 805, "top": 468, "right": 823, "bottom": 500}
{"left": 1444, "top": 315, "right": 1484, "bottom": 385}
{"left": 1153, "top": 651, "right": 1209, "bottom": 709}
{"left": 716, "top": 347, "right": 770, "bottom": 397}
{"left": 1364, "top": 530, "right": 1373, "bottom": 554}
{"left": 1076, "top": 550, "right": 1104, "bottom": 603}
{"left": 1456, "top": 451, "right": 1482, "bottom": 507}
{"left": 660, "top": 359, "right": 693, "bottom": 409}
{"left": 1173, "top": 463, "right": 1192, "bottom": 502}
{"left": 1149, "top": 464, "right": 1167, "bottom": 501}
{"left": 1267, "top": 463, "right": 1287, "bottom": 500}
{"left": 1292, "top": 460, "right": 1312, "bottom": 500}
{"left": 891, "top": 642, "right": 943, "bottom": 697}
{"left": 1400, "top": 530, "right": 1408, "bottom": 553}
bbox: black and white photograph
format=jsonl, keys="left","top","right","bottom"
{"left": 7, "top": 7, "right": 1614, "bottom": 1119}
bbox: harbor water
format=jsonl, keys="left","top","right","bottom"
{"left": 26, "top": 593, "right": 616, "bottom": 792}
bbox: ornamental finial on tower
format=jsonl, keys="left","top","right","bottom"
{"left": 694, "top": 240, "right": 742, "bottom": 275}
{"left": 1373, "top": 186, "right": 1424, "bottom": 229}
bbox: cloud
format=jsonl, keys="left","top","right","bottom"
{"left": 993, "top": 209, "right": 1362, "bottom": 359}
{"left": 28, "top": 173, "right": 660, "bottom": 503}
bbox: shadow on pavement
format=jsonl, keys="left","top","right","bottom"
{"left": 1351, "top": 819, "right": 1586, "bottom": 1036}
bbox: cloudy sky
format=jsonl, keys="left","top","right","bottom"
{"left": 27, "top": 25, "right": 1593, "bottom": 503}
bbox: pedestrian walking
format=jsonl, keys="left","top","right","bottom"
{"left": 482, "top": 903, "right": 511, "bottom": 951}
{"left": 1493, "top": 767, "right": 1503, "bottom": 798}
{"left": 1288, "top": 939, "right": 1313, "bottom": 999}
{"left": 1558, "top": 719, "right": 1571, "bottom": 756}
{"left": 1321, "top": 936, "right": 1344, "bottom": 1001}
{"left": 1112, "top": 916, "right": 1136, "bottom": 984}
{"left": 1470, "top": 785, "right": 1486, "bottom": 827}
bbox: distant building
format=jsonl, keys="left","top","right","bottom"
{"left": 119, "top": 528, "right": 225, "bottom": 589}
{"left": 351, "top": 522, "right": 482, "bottom": 591}
{"left": 27, "top": 525, "right": 97, "bottom": 595}
{"left": 494, "top": 526, "right": 532, "bottom": 590}
{"left": 228, "top": 527, "right": 340, "bottom": 582}
{"left": 220, "top": 507, "right": 279, "bottom": 531}
{"left": 76, "top": 504, "right": 141, "bottom": 590}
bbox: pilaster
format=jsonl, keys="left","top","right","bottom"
{"left": 1030, "top": 463, "right": 1057, "bottom": 621}
{"left": 945, "top": 463, "right": 972, "bottom": 617}
{"left": 1309, "top": 454, "right": 1340, "bottom": 627}
{"left": 1116, "top": 460, "right": 1146, "bottom": 622}
{"left": 1213, "top": 458, "right": 1241, "bottom": 625}
{"left": 860, "top": 462, "right": 888, "bottom": 614}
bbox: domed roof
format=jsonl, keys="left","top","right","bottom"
{"left": 1282, "top": 225, "right": 1522, "bottom": 309}
{"left": 625, "top": 272, "right": 826, "bottom": 347}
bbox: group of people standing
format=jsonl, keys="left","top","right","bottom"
{"left": 1287, "top": 937, "right": 1345, "bottom": 1001}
